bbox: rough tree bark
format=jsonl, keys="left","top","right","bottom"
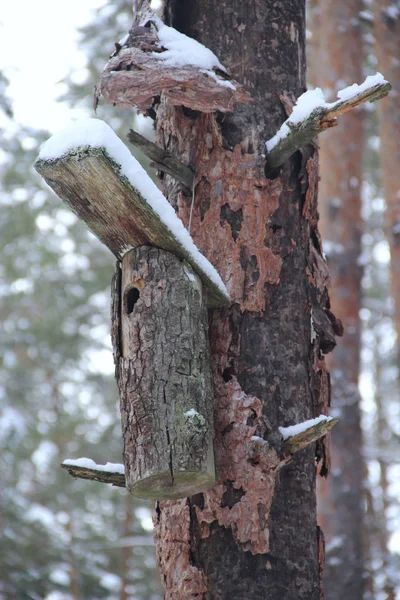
{"left": 141, "top": 1, "right": 337, "bottom": 598}
{"left": 373, "top": 0, "right": 400, "bottom": 359}
{"left": 310, "top": 1, "right": 365, "bottom": 598}
{"left": 114, "top": 246, "right": 216, "bottom": 499}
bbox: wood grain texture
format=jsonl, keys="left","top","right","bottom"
{"left": 113, "top": 246, "right": 216, "bottom": 500}
{"left": 34, "top": 149, "right": 228, "bottom": 308}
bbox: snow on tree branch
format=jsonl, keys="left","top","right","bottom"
{"left": 280, "top": 415, "right": 338, "bottom": 456}
{"left": 94, "top": 13, "right": 252, "bottom": 114}
{"left": 61, "top": 458, "right": 126, "bottom": 487}
{"left": 266, "top": 73, "right": 391, "bottom": 169}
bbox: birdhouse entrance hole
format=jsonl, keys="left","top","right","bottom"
{"left": 126, "top": 287, "right": 140, "bottom": 314}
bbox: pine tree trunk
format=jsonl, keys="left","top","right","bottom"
{"left": 373, "top": 0, "right": 400, "bottom": 359}
{"left": 312, "top": 1, "right": 365, "bottom": 598}
{"left": 147, "top": 1, "right": 336, "bottom": 597}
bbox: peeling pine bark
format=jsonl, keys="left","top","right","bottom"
{"left": 313, "top": 1, "right": 365, "bottom": 598}
{"left": 112, "top": 247, "right": 216, "bottom": 500}
{"left": 95, "top": 20, "right": 252, "bottom": 115}
{"left": 102, "top": 0, "right": 339, "bottom": 596}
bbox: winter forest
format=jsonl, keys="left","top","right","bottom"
{"left": 1, "top": 0, "right": 400, "bottom": 599}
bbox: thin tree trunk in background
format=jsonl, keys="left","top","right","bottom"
{"left": 373, "top": 0, "right": 400, "bottom": 359}
{"left": 120, "top": 495, "right": 132, "bottom": 600}
{"left": 148, "top": 1, "right": 337, "bottom": 597}
{"left": 66, "top": 519, "right": 81, "bottom": 600}
{"left": 313, "top": 1, "right": 365, "bottom": 598}
{"left": 374, "top": 336, "right": 395, "bottom": 598}
{"left": 51, "top": 378, "right": 82, "bottom": 600}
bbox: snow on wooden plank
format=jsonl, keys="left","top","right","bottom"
{"left": 34, "top": 119, "right": 229, "bottom": 308}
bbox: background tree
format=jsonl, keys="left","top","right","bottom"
{"left": 309, "top": 1, "right": 365, "bottom": 598}
{"left": 373, "top": 0, "right": 400, "bottom": 353}
{"left": 0, "top": 17, "right": 162, "bottom": 599}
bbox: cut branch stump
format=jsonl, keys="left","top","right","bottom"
{"left": 112, "top": 246, "right": 216, "bottom": 499}
{"left": 126, "top": 129, "right": 194, "bottom": 192}
{"left": 266, "top": 80, "right": 391, "bottom": 169}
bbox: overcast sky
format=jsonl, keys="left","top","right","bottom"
{"left": 0, "top": 0, "right": 107, "bottom": 132}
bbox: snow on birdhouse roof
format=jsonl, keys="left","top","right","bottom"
{"left": 38, "top": 118, "right": 229, "bottom": 302}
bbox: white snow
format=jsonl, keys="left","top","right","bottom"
{"left": 251, "top": 435, "right": 268, "bottom": 443}
{"left": 38, "top": 119, "right": 228, "bottom": 299}
{"left": 359, "top": 10, "right": 374, "bottom": 23}
{"left": 185, "top": 408, "right": 199, "bottom": 418}
{"left": 336, "top": 73, "right": 386, "bottom": 101}
{"left": 279, "top": 415, "right": 333, "bottom": 440}
{"left": 118, "top": 33, "right": 129, "bottom": 46}
{"left": 134, "top": 113, "right": 156, "bottom": 142}
{"left": 349, "top": 176, "right": 359, "bottom": 189}
{"left": 183, "top": 264, "right": 198, "bottom": 283}
{"left": 289, "top": 87, "right": 327, "bottom": 124}
{"left": 383, "top": 5, "right": 399, "bottom": 20}
{"left": 266, "top": 73, "right": 387, "bottom": 152}
{"left": 63, "top": 457, "right": 125, "bottom": 474}
{"left": 201, "top": 69, "right": 236, "bottom": 90}
{"left": 100, "top": 573, "right": 122, "bottom": 592}
{"left": 148, "top": 14, "right": 226, "bottom": 72}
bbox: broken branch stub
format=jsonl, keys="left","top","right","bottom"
{"left": 126, "top": 129, "right": 194, "bottom": 191}
{"left": 61, "top": 463, "right": 126, "bottom": 488}
{"left": 113, "top": 247, "right": 216, "bottom": 500}
{"left": 95, "top": 43, "right": 252, "bottom": 114}
{"left": 282, "top": 418, "right": 339, "bottom": 456}
{"left": 266, "top": 80, "right": 391, "bottom": 169}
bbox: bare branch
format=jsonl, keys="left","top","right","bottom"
{"left": 282, "top": 418, "right": 339, "bottom": 456}
{"left": 61, "top": 463, "right": 126, "bottom": 488}
{"left": 266, "top": 80, "right": 391, "bottom": 169}
{"left": 126, "top": 129, "right": 194, "bottom": 191}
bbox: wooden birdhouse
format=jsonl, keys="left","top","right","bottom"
{"left": 34, "top": 118, "right": 229, "bottom": 499}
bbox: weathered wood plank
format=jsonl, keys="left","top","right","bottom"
{"left": 35, "top": 148, "right": 228, "bottom": 307}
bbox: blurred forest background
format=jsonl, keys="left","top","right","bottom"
{"left": 1, "top": 1, "right": 399, "bottom": 599}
